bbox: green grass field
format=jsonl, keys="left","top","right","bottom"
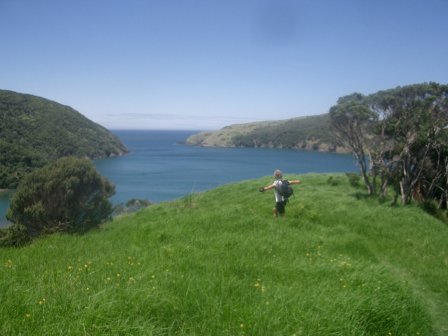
{"left": 1, "top": 174, "right": 447, "bottom": 335}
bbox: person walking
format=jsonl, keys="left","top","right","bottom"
{"left": 259, "top": 169, "right": 301, "bottom": 218}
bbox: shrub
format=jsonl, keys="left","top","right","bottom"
{"left": 0, "top": 224, "right": 31, "bottom": 247}
{"left": 419, "top": 200, "right": 448, "bottom": 224}
{"left": 346, "top": 172, "right": 361, "bottom": 187}
{"left": 6, "top": 157, "right": 115, "bottom": 236}
{"left": 327, "top": 176, "right": 339, "bottom": 186}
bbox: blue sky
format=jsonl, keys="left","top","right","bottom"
{"left": 1, "top": 0, "right": 447, "bottom": 130}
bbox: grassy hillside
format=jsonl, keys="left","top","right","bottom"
{"left": 1, "top": 174, "right": 447, "bottom": 335}
{"left": 0, "top": 90, "right": 128, "bottom": 188}
{"left": 186, "top": 115, "right": 347, "bottom": 153}
{"left": 185, "top": 119, "right": 286, "bottom": 147}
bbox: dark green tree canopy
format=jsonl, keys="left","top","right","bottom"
{"left": 7, "top": 157, "right": 115, "bottom": 235}
{"left": 0, "top": 90, "right": 128, "bottom": 188}
{"left": 330, "top": 82, "right": 448, "bottom": 207}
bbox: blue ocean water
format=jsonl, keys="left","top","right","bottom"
{"left": 0, "top": 130, "right": 357, "bottom": 227}
{"left": 0, "top": 191, "right": 13, "bottom": 227}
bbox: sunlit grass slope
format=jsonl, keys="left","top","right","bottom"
{"left": 1, "top": 174, "right": 447, "bottom": 335}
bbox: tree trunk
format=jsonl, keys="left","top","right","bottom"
{"left": 361, "top": 166, "right": 373, "bottom": 195}
{"left": 400, "top": 171, "right": 413, "bottom": 205}
{"left": 380, "top": 176, "right": 388, "bottom": 200}
{"left": 445, "top": 159, "right": 448, "bottom": 209}
{"left": 354, "top": 151, "right": 374, "bottom": 196}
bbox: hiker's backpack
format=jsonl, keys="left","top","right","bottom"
{"left": 277, "top": 180, "right": 294, "bottom": 199}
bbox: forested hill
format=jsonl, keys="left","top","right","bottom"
{"left": 186, "top": 114, "right": 347, "bottom": 153}
{"left": 0, "top": 90, "right": 128, "bottom": 188}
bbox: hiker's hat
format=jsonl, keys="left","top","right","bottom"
{"left": 274, "top": 169, "right": 282, "bottom": 179}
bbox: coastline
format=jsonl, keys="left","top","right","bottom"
{"left": 185, "top": 128, "right": 350, "bottom": 155}
{"left": 185, "top": 139, "right": 350, "bottom": 154}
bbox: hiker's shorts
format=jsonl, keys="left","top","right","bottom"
{"left": 275, "top": 201, "right": 286, "bottom": 215}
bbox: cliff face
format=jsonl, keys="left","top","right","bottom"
{"left": 0, "top": 90, "right": 129, "bottom": 188}
{"left": 186, "top": 114, "right": 348, "bottom": 153}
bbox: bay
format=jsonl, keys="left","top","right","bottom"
{"left": 0, "top": 130, "right": 357, "bottom": 227}
{"left": 0, "top": 191, "right": 13, "bottom": 227}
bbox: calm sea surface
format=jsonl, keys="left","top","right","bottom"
{"left": 0, "top": 130, "right": 357, "bottom": 227}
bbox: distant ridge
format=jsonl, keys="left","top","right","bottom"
{"left": 0, "top": 90, "right": 129, "bottom": 188}
{"left": 186, "top": 114, "right": 348, "bottom": 153}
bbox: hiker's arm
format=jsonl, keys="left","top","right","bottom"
{"left": 290, "top": 180, "right": 301, "bottom": 185}
{"left": 259, "top": 184, "right": 275, "bottom": 192}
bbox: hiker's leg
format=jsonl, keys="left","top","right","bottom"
{"left": 274, "top": 202, "right": 285, "bottom": 218}
{"left": 277, "top": 201, "right": 286, "bottom": 218}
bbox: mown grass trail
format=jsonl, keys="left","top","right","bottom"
{"left": 1, "top": 174, "right": 447, "bottom": 335}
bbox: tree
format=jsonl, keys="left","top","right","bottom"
{"left": 6, "top": 157, "right": 115, "bottom": 236}
{"left": 329, "top": 93, "right": 378, "bottom": 195}
{"left": 330, "top": 83, "right": 448, "bottom": 207}
{"left": 422, "top": 141, "right": 448, "bottom": 209}
{"left": 368, "top": 83, "right": 448, "bottom": 204}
